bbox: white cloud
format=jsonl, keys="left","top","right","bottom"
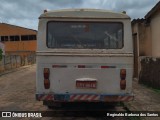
{"left": 0, "top": 0, "right": 159, "bottom": 29}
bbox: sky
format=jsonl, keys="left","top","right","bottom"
{"left": 0, "top": 0, "right": 159, "bottom": 30}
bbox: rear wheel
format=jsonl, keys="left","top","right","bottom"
{"left": 47, "top": 106, "right": 54, "bottom": 109}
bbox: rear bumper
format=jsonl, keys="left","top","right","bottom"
{"left": 36, "top": 93, "right": 134, "bottom": 102}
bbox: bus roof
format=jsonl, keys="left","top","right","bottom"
{"left": 39, "top": 9, "right": 130, "bottom": 19}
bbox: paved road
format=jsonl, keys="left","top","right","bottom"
{"left": 0, "top": 65, "right": 128, "bottom": 120}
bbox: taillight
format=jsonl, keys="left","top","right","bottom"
{"left": 120, "top": 69, "right": 126, "bottom": 80}
{"left": 120, "top": 80, "right": 126, "bottom": 90}
{"left": 120, "top": 69, "right": 126, "bottom": 90}
{"left": 44, "top": 79, "right": 50, "bottom": 89}
{"left": 44, "top": 68, "right": 50, "bottom": 89}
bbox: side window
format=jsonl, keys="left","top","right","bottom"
{"left": 10, "top": 36, "right": 20, "bottom": 41}
{"left": 21, "top": 35, "right": 36, "bottom": 41}
{"left": 29, "top": 35, "right": 36, "bottom": 40}
{"left": 21, "top": 35, "right": 29, "bottom": 41}
{"left": 1, "top": 36, "right": 8, "bottom": 42}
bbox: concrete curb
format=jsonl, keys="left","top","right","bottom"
{"left": 0, "top": 64, "right": 36, "bottom": 76}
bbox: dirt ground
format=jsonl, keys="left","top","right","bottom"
{"left": 124, "top": 78, "right": 160, "bottom": 120}
{"left": 0, "top": 65, "right": 128, "bottom": 120}
{"left": 0, "top": 65, "right": 160, "bottom": 120}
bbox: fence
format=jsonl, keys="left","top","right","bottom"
{"left": 139, "top": 57, "right": 160, "bottom": 89}
{"left": 0, "top": 53, "right": 36, "bottom": 73}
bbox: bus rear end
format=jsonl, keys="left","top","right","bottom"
{"left": 36, "top": 9, "right": 134, "bottom": 107}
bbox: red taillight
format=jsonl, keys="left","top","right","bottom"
{"left": 44, "top": 68, "right": 50, "bottom": 89}
{"left": 120, "top": 69, "right": 126, "bottom": 80}
{"left": 120, "top": 79, "right": 126, "bottom": 90}
{"left": 120, "top": 69, "right": 126, "bottom": 90}
{"left": 52, "top": 65, "right": 67, "bottom": 68}
{"left": 44, "top": 79, "right": 50, "bottom": 89}
{"left": 44, "top": 68, "right": 50, "bottom": 79}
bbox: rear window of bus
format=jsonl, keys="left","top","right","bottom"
{"left": 47, "top": 21, "right": 123, "bottom": 49}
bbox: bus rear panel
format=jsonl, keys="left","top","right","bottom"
{"left": 36, "top": 9, "right": 134, "bottom": 104}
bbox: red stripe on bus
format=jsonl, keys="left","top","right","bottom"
{"left": 78, "top": 65, "right": 85, "bottom": 68}
{"left": 101, "top": 66, "right": 109, "bottom": 68}
{"left": 90, "top": 95, "right": 99, "bottom": 101}
{"left": 52, "top": 65, "right": 67, "bottom": 68}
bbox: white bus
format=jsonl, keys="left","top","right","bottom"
{"left": 36, "top": 9, "right": 134, "bottom": 107}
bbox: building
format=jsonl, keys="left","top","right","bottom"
{"left": 0, "top": 23, "right": 37, "bottom": 56}
{"left": 132, "top": 18, "right": 152, "bottom": 78}
{"left": 0, "top": 23, "right": 37, "bottom": 72}
{"left": 145, "top": 1, "right": 160, "bottom": 57}
{"left": 132, "top": 1, "right": 160, "bottom": 78}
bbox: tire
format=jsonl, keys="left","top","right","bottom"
{"left": 47, "top": 106, "right": 54, "bottom": 109}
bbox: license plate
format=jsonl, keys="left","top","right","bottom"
{"left": 76, "top": 81, "right": 97, "bottom": 89}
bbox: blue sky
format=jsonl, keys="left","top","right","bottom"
{"left": 0, "top": 0, "right": 159, "bottom": 30}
